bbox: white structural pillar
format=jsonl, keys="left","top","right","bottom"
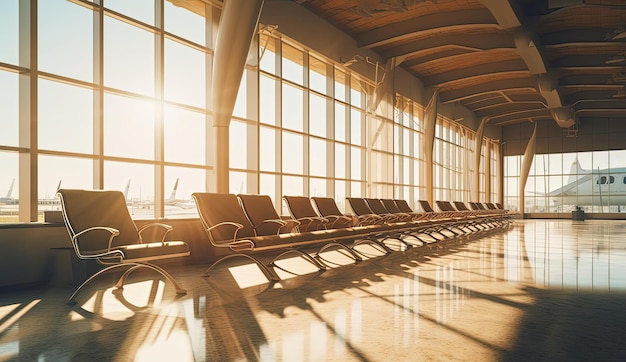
{"left": 212, "top": 0, "right": 264, "bottom": 193}
{"left": 473, "top": 117, "right": 488, "bottom": 202}
{"left": 423, "top": 88, "right": 439, "bottom": 206}
{"left": 519, "top": 122, "right": 537, "bottom": 217}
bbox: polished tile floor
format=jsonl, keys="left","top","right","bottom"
{"left": 3, "top": 219, "right": 626, "bottom": 361}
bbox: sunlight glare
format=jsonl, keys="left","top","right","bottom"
{"left": 0, "top": 300, "right": 40, "bottom": 335}
{"left": 228, "top": 264, "right": 272, "bottom": 289}
{"left": 0, "top": 303, "right": 20, "bottom": 321}
{"left": 134, "top": 330, "right": 194, "bottom": 362}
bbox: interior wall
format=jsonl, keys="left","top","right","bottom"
{"left": 502, "top": 117, "right": 626, "bottom": 156}
{"left": 0, "top": 218, "right": 212, "bottom": 290}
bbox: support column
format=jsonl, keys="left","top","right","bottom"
{"left": 519, "top": 122, "right": 537, "bottom": 217}
{"left": 212, "top": 0, "right": 264, "bottom": 193}
{"left": 473, "top": 117, "right": 488, "bottom": 202}
{"left": 423, "top": 88, "right": 439, "bottom": 206}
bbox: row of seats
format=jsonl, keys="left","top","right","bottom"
{"left": 193, "top": 193, "right": 514, "bottom": 281}
{"left": 56, "top": 188, "right": 513, "bottom": 304}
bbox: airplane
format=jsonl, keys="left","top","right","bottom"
{"left": 164, "top": 178, "right": 195, "bottom": 209}
{"left": 548, "top": 158, "right": 626, "bottom": 208}
{"left": 125, "top": 178, "right": 194, "bottom": 210}
{"left": 0, "top": 179, "right": 17, "bottom": 205}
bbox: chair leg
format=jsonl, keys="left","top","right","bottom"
{"left": 66, "top": 264, "right": 129, "bottom": 304}
{"left": 115, "top": 262, "right": 187, "bottom": 296}
{"left": 204, "top": 254, "right": 280, "bottom": 282}
{"left": 270, "top": 248, "right": 327, "bottom": 272}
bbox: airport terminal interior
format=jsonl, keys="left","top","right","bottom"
{"left": 1, "top": 0, "right": 626, "bottom": 360}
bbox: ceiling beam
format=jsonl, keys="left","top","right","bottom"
{"left": 439, "top": 77, "right": 538, "bottom": 103}
{"left": 382, "top": 31, "right": 510, "bottom": 59}
{"left": 357, "top": 8, "right": 497, "bottom": 48}
{"left": 425, "top": 59, "right": 529, "bottom": 86}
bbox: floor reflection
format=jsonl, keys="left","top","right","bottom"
{"left": 4, "top": 220, "right": 626, "bottom": 360}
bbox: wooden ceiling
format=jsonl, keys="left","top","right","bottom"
{"left": 293, "top": 0, "right": 626, "bottom": 128}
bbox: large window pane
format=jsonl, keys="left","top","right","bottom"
{"left": 309, "top": 177, "right": 326, "bottom": 197}
{"left": 260, "top": 127, "right": 277, "bottom": 172}
{"left": 165, "top": 39, "right": 205, "bottom": 108}
{"left": 282, "top": 83, "right": 303, "bottom": 132}
{"left": 260, "top": 75, "right": 277, "bottom": 126}
{"left": 39, "top": 0, "right": 93, "bottom": 82}
{"left": 335, "top": 144, "right": 346, "bottom": 179}
{"left": 309, "top": 55, "right": 327, "bottom": 95}
{"left": 0, "top": 1, "right": 18, "bottom": 65}
{"left": 104, "top": 161, "right": 154, "bottom": 219}
{"left": 351, "top": 109, "right": 363, "bottom": 146}
{"left": 38, "top": 78, "right": 93, "bottom": 153}
{"left": 164, "top": 1, "right": 205, "bottom": 46}
{"left": 104, "top": 16, "right": 154, "bottom": 96}
{"left": 164, "top": 105, "right": 205, "bottom": 165}
{"left": 0, "top": 152, "right": 19, "bottom": 224}
{"left": 229, "top": 121, "right": 247, "bottom": 169}
{"left": 309, "top": 93, "right": 327, "bottom": 138}
{"left": 39, "top": 155, "right": 93, "bottom": 214}
{"left": 0, "top": 71, "right": 18, "bottom": 147}
{"left": 282, "top": 132, "right": 303, "bottom": 174}
{"left": 106, "top": 0, "right": 154, "bottom": 26}
{"left": 164, "top": 166, "right": 204, "bottom": 218}
{"left": 104, "top": 93, "right": 155, "bottom": 160}
{"left": 309, "top": 138, "right": 327, "bottom": 177}
{"left": 282, "top": 43, "right": 303, "bottom": 85}
{"left": 259, "top": 34, "right": 277, "bottom": 74}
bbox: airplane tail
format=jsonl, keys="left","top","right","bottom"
{"left": 567, "top": 157, "right": 587, "bottom": 184}
{"left": 123, "top": 179, "right": 131, "bottom": 200}
{"left": 167, "top": 178, "right": 179, "bottom": 202}
{"left": 6, "top": 178, "right": 15, "bottom": 199}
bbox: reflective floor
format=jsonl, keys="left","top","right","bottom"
{"left": 3, "top": 220, "right": 626, "bottom": 361}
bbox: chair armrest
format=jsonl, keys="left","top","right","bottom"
{"left": 255, "top": 219, "right": 300, "bottom": 235}
{"left": 72, "top": 226, "right": 125, "bottom": 261}
{"left": 295, "top": 216, "right": 328, "bottom": 231}
{"left": 137, "top": 222, "right": 174, "bottom": 243}
{"left": 206, "top": 222, "right": 246, "bottom": 246}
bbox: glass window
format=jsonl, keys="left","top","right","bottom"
{"left": 334, "top": 69, "right": 346, "bottom": 102}
{"left": 259, "top": 127, "right": 277, "bottom": 172}
{"left": 229, "top": 121, "right": 247, "bottom": 169}
{"left": 0, "top": 152, "right": 19, "bottom": 223}
{"left": 104, "top": 93, "right": 155, "bottom": 160}
{"left": 350, "top": 77, "right": 364, "bottom": 108}
{"left": 39, "top": 0, "right": 94, "bottom": 82}
{"left": 282, "top": 83, "right": 303, "bottom": 132}
{"left": 335, "top": 103, "right": 346, "bottom": 142}
{"left": 0, "top": 0, "right": 18, "bottom": 65}
{"left": 0, "top": 70, "right": 18, "bottom": 147}
{"left": 309, "top": 138, "right": 327, "bottom": 177}
{"left": 309, "top": 177, "right": 326, "bottom": 197}
{"left": 282, "top": 43, "right": 304, "bottom": 85}
{"left": 164, "top": 105, "right": 205, "bottom": 165}
{"left": 282, "top": 175, "right": 303, "bottom": 202}
{"left": 164, "top": 1, "right": 205, "bottom": 46}
{"left": 309, "top": 93, "right": 327, "bottom": 137}
{"left": 39, "top": 155, "right": 93, "bottom": 213}
{"left": 351, "top": 146, "right": 362, "bottom": 180}
{"left": 164, "top": 166, "right": 204, "bottom": 218}
{"left": 230, "top": 171, "right": 248, "bottom": 194}
{"left": 335, "top": 143, "right": 346, "bottom": 179}
{"left": 260, "top": 75, "right": 277, "bottom": 125}
{"left": 260, "top": 173, "right": 276, "bottom": 202}
{"left": 309, "top": 55, "right": 327, "bottom": 95}
{"left": 105, "top": 0, "right": 154, "bottom": 26}
{"left": 351, "top": 109, "right": 363, "bottom": 146}
{"left": 105, "top": 161, "right": 154, "bottom": 218}
{"left": 233, "top": 74, "right": 247, "bottom": 119}
{"left": 104, "top": 15, "right": 154, "bottom": 96}
{"left": 282, "top": 132, "right": 303, "bottom": 174}
{"left": 164, "top": 38, "right": 206, "bottom": 108}
{"left": 259, "top": 34, "right": 277, "bottom": 75}
{"left": 38, "top": 78, "right": 93, "bottom": 153}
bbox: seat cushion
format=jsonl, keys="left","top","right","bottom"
{"left": 116, "top": 241, "right": 190, "bottom": 262}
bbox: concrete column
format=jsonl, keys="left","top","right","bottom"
{"left": 424, "top": 88, "right": 439, "bottom": 206}
{"left": 519, "top": 122, "right": 537, "bottom": 217}
{"left": 212, "top": 0, "right": 264, "bottom": 193}
{"left": 474, "top": 117, "right": 488, "bottom": 202}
